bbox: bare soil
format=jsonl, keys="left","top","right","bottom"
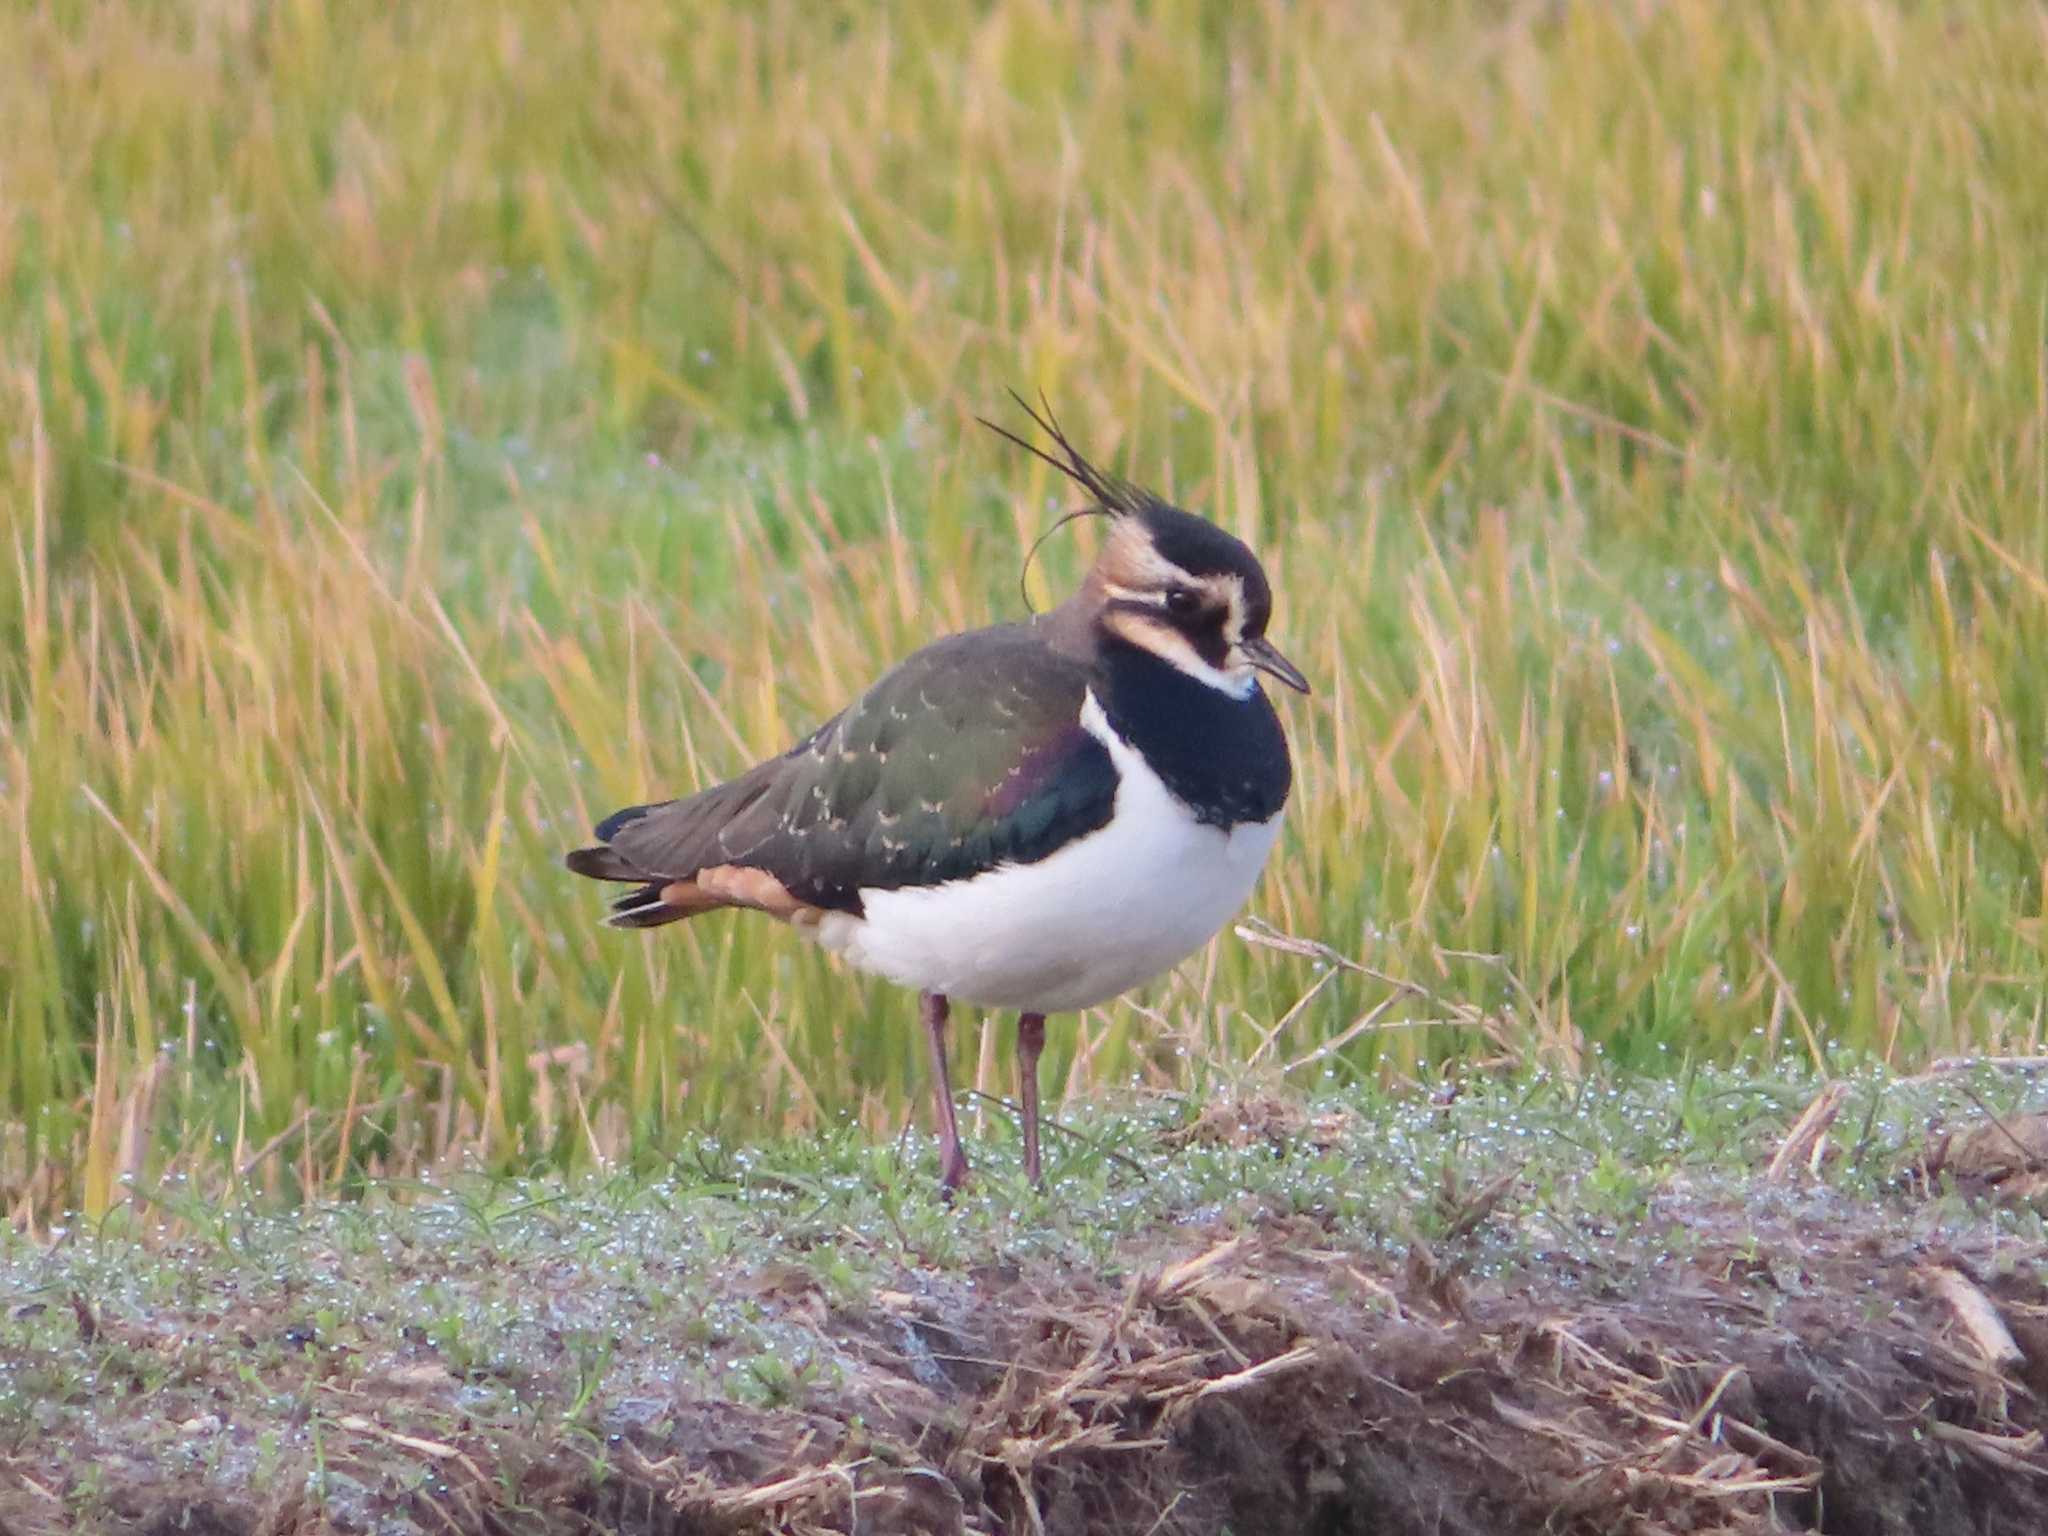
{"left": 5, "top": 1098, "right": 2048, "bottom": 1535}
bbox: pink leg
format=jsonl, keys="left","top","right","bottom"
{"left": 921, "top": 991, "right": 969, "bottom": 1193}
{"left": 1017, "top": 1012, "right": 1047, "bottom": 1186}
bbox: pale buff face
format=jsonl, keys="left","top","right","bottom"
{"left": 1095, "top": 519, "right": 1260, "bottom": 696}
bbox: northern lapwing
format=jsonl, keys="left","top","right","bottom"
{"left": 566, "top": 398, "right": 1308, "bottom": 1191}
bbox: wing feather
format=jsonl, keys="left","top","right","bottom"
{"left": 565, "top": 624, "right": 1118, "bottom": 921}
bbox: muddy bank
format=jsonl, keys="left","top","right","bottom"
{"left": 541, "top": 1216, "right": 2047, "bottom": 1536}
{"left": 5, "top": 1078, "right": 2048, "bottom": 1533}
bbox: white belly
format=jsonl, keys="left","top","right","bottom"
{"left": 813, "top": 693, "right": 1284, "bottom": 1013}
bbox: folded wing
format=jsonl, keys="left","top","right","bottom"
{"left": 565, "top": 624, "right": 1119, "bottom": 928}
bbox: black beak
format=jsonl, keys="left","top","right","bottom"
{"left": 1239, "top": 636, "right": 1311, "bottom": 694}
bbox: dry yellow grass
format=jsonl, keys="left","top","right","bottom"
{"left": 4, "top": 0, "right": 2048, "bottom": 1216}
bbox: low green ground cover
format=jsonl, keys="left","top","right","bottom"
{"left": 6, "top": 1067, "right": 2047, "bottom": 1532}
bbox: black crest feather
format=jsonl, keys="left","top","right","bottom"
{"left": 977, "top": 389, "right": 1159, "bottom": 518}
{"left": 982, "top": 390, "right": 1165, "bottom": 613}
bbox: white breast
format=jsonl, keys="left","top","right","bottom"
{"left": 813, "top": 692, "right": 1283, "bottom": 1014}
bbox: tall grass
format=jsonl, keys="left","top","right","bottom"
{"left": 5, "top": 0, "right": 2048, "bottom": 1217}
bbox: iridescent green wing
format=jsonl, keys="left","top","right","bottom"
{"left": 603, "top": 624, "right": 1118, "bottom": 911}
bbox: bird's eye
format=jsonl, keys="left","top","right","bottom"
{"left": 1164, "top": 586, "right": 1201, "bottom": 617}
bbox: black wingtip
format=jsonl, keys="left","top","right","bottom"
{"left": 566, "top": 844, "right": 638, "bottom": 882}
{"left": 594, "top": 801, "right": 661, "bottom": 842}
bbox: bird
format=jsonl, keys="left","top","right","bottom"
{"left": 565, "top": 396, "right": 1308, "bottom": 1192}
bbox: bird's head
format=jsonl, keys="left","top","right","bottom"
{"left": 984, "top": 395, "right": 1310, "bottom": 699}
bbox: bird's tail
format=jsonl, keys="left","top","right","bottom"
{"left": 600, "top": 880, "right": 697, "bottom": 929}
{"left": 566, "top": 800, "right": 718, "bottom": 928}
{"left": 563, "top": 848, "right": 702, "bottom": 929}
